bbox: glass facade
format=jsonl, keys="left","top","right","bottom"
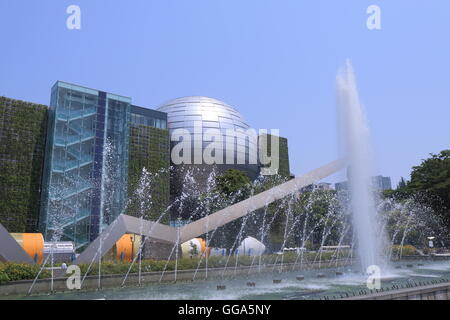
{"left": 40, "top": 82, "right": 130, "bottom": 248}
{"left": 131, "top": 112, "right": 167, "bottom": 129}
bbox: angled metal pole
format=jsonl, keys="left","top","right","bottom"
{"left": 75, "top": 214, "right": 178, "bottom": 264}
{"left": 75, "top": 159, "right": 344, "bottom": 264}
{"left": 0, "top": 223, "right": 34, "bottom": 264}
{"left": 180, "top": 159, "right": 345, "bottom": 242}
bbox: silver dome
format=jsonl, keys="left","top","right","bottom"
{"left": 157, "top": 96, "right": 257, "bottom": 163}
{"left": 157, "top": 96, "right": 260, "bottom": 220}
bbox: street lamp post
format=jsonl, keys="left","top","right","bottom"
{"left": 427, "top": 236, "right": 435, "bottom": 255}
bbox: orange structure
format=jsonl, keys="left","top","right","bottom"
{"left": 114, "top": 234, "right": 141, "bottom": 262}
{"left": 10, "top": 233, "right": 44, "bottom": 264}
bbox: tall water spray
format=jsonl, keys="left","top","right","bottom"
{"left": 336, "top": 60, "right": 384, "bottom": 271}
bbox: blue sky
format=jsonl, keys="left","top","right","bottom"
{"left": 1, "top": 1, "right": 449, "bottom": 186}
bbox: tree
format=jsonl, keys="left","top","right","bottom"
{"left": 387, "top": 150, "right": 450, "bottom": 229}
{"left": 205, "top": 169, "right": 251, "bottom": 251}
{"left": 214, "top": 169, "right": 251, "bottom": 197}
{"left": 407, "top": 150, "right": 450, "bottom": 226}
{"left": 397, "top": 177, "right": 408, "bottom": 189}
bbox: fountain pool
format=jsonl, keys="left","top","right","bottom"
{"left": 7, "top": 260, "right": 450, "bottom": 300}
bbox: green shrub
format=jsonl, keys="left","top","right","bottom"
{"left": 0, "top": 263, "right": 51, "bottom": 281}
{"left": 391, "top": 245, "right": 417, "bottom": 257}
{"left": 0, "top": 250, "right": 350, "bottom": 283}
{"left": 0, "top": 272, "right": 10, "bottom": 284}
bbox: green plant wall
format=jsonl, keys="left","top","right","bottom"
{"left": 0, "top": 97, "right": 47, "bottom": 233}
{"left": 128, "top": 125, "right": 170, "bottom": 224}
{"left": 259, "top": 134, "right": 291, "bottom": 177}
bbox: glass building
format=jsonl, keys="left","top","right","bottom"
{"left": 131, "top": 106, "right": 167, "bottom": 130}
{"left": 335, "top": 175, "right": 392, "bottom": 193}
{"left": 372, "top": 175, "right": 392, "bottom": 191}
{"left": 39, "top": 82, "right": 130, "bottom": 248}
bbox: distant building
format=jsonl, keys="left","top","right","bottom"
{"left": 302, "top": 182, "right": 333, "bottom": 193}
{"left": 335, "top": 175, "right": 392, "bottom": 193}
{"left": 372, "top": 175, "right": 392, "bottom": 191}
{"left": 335, "top": 181, "right": 349, "bottom": 193}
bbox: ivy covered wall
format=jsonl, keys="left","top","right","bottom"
{"left": 0, "top": 97, "right": 47, "bottom": 232}
{"left": 128, "top": 125, "right": 170, "bottom": 224}
{"left": 278, "top": 136, "right": 291, "bottom": 177}
{"left": 259, "top": 134, "right": 291, "bottom": 177}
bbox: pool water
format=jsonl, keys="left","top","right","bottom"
{"left": 12, "top": 260, "right": 450, "bottom": 300}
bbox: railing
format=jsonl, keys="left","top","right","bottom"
{"left": 48, "top": 208, "right": 91, "bottom": 231}
{"left": 56, "top": 107, "right": 96, "bottom": 121}
{"left": 48, "top": 177, "right": 93, "bottom": 201}
{"left": 52, "top": 155, "right": 93, "bottom": 172}
{"left": 54, "top": 131, "right": 94, "bottom": 147}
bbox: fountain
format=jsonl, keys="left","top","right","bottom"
{"left": 336, "top": 60, "right": 385, "bottom": 272}
{"left": 4, "top": 62, "right": 450, "bottom": 301}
